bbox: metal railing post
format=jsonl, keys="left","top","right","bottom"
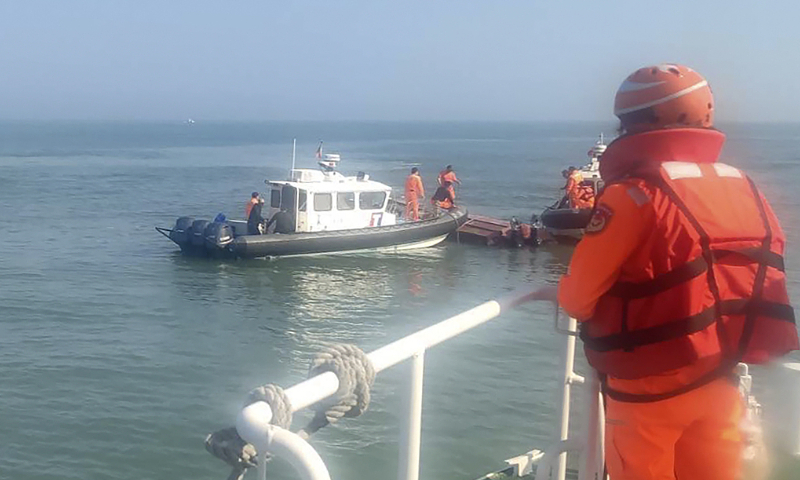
{"left": 556, "top": 314, "right": 580, "bottom": 480}
{"left": 579, "top": 371, "right": 605, "bottom": 480}
{"left": 398, "top": 350, "right": 426, "bottom": 480}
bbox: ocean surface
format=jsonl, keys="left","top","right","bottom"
{"left": 1, "top": 121, "right": 799, "bottom": 480}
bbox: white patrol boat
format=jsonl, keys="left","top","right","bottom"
{"left": 158, "top": 153, "right": 468, "bottom": 258}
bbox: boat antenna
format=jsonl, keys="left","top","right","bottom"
{"left": 291, "top": 138, "right": 297, "bottom": 173}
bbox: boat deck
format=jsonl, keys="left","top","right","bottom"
{"left": 451, "top": 214, "right": 512, "bottom": 246}
{"left": 450, "top": 214, "right": 540, "bottom": 247}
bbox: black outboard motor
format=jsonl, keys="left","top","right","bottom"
{"left": 169, "top": 216, "right": 194, "bottom": 247}
{"left": 204, "top": 222, "right": 234, "bottom": 252}
{"left": 190, "top": 220, "right": 211, "bottom": 248}
{"left": 508, "top": 217, "right": 524, "bottom": 248}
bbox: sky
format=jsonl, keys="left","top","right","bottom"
{"left": 0, "top": 1, "right": 797, "bottom": 122}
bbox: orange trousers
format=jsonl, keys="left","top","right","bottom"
{"left": 405, "top": 198, "right": 420, "bottom": 221}
{"left": 605, "top": 376, "right": 743, "bottom": 480}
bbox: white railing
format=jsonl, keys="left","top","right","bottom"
{"left": 234, "top": 288, "right": 605, "bottom": 480}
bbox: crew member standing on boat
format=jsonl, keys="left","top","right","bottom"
{"left": 405, "top": 167, "right": 425, "bottom": 221}
{"left": 245, "top": 192, "right": 260, "bottom": 218}
{"left": 541, "top": 64, "right": 798, "bottom": 480}
{"left": 247, "top": 197, "right": 265, "bottom": 235}
{"left": 438, "top": 165, "right": 460, "bottom": 201}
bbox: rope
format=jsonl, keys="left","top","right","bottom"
{"left": 205, "top": 344, "right": 375, "bottom": 478}
{"left": 246, "top": 384, "right": 293, "bottom": 429}
{"left": 205, "top": 384, "right": 292, "bottom": 480}
{"left": 204, "top": 427, "right": 257, "bottom": 480}
{"left": 299, "top": 344, "right": 375, "bottom": 438}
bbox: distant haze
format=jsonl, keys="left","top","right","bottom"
{"left": 1, "top": 1, "right": 797, "bottom": 122}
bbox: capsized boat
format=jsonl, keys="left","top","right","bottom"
{"left": 156, "top": 153, "right": 468, "bottom": 258}
{"left": 534, "top": 135, "right": 606, "bottom": 243}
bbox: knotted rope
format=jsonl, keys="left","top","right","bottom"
{"left": 299, "top": 343, "right": 376, "bottom": 438}
{"left": 205, "top": 344, "right": 375, "bottom": 479}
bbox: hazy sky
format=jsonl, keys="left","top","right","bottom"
{"left": 1, "top": 1, "right": 796, "bottom": 122}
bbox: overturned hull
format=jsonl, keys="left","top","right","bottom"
{"left": 158, "top": 209, "right": 468, "bottom": 259}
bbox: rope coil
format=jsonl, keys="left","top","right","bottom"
{"left": 246, "top": 383, "right": 294, "bottom": 429}
{"left": 205, "top": 343, "right": 375, "bottom": 478}
{"left": 300, "top": 344, "right": 376, "bottom": 437}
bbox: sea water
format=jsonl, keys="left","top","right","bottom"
{"left": 1, "top": 121, "right": 798, "bottom": 479}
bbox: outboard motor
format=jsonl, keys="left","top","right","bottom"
{"left": 204, "top": 222, "right": 234, "bottom": 252}
{"left": 507, "top": 217, "right": 524, "bottom": 248}
{"left": 169, "top": 216, "right": 194, "bottom": 246}
{"left": 190, "top": 220, "right": 211, "bottom": 248}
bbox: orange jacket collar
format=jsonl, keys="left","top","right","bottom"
{"left": 599, "top": 128, "right": 726, "bottom": 182}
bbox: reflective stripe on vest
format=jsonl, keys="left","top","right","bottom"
{"left": 583, "top": 162, "right": 797, "bottom": 402}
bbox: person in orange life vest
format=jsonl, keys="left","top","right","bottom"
{"left": 245, "top": 192, "right": 260, "bottom": 218}
{"left": 431, "top": 181, "right": 456, "bottom": 210}
{"left": 438, "top": 165, "right": 460, "bottom": 200}
{"left": 563, "top": 167, "right": 595, "bottom": 209}
{"left": 531, "top": 64, "right": 798, "bottom": 480}
{"left": 404, "top": 167, "right": 425, "bottom": 221}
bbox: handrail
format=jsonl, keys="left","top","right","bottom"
{"left": 238, "top": 288, "right": 548, "bottom": 426}
{"left": 234, "top": 287, "right": 601, "bottom": 480}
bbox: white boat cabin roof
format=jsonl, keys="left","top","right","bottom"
{"left": 267, "top": 168, "right": 391, "bottom": 193}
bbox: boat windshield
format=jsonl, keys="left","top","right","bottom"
{"left": 359, "top": 191, "right": 386, "bottom": 210}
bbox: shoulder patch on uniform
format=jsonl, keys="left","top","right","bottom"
{"left": 626, "top": 187, "right": 650, "bottom": 206}
{"left": 585, "top": 204, "right": 613, "bottom": 234}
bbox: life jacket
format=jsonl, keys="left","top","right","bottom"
{"left": 566, "top": 171, "right": 595, "bottom": 208}
{"left": 245, "top": 198, "right": 258, "bottom": 218}
{"left": 574, "top": 184, "right": 595, "bottom": 209}
{"left": 439, "top": 170, "right": 458, "bottom": 185}
{"left": 431, "top": 186, "right": 454, "bottom": 209}
{"left": 584, "top": 128, "right": 798, "bottom": 402}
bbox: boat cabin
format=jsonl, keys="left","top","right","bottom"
{"left": 264, "top": 167, "right": 397, "bottom": 233}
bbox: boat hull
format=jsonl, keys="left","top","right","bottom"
{"left": 234, "top": 209, "right": 467, "bottom": 258}
{"left": 161, "top": 209, "right": 468, "bottom": 259}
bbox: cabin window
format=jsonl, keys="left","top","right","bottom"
{"left": 337, "top": 192, "right": 355, "bottom": 211}
{"left": 359, "top": 191, "right": 387, "bottom": 210}
{"left": 298, "top": 190, "right": 307, "bottom": 212}
{"left": 270, "top": 189, "right": 281, "bottom": 208}
{"left": 314, "top": 193, "right": 332, "bottom": 211}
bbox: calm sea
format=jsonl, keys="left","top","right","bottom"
{"left": 0, "top": 121, "right": 798, "bottom": 479}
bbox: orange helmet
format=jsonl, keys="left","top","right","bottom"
{"left": 614, "top": 64, "right": 714, "bottom": 133}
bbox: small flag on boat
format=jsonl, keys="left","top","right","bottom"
{"left": 315, "top": 141, "right": 323, "bottom": 158}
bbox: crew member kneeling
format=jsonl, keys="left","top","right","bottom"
{"left": 431, "top": 181, "right": 456, "bottom": 211}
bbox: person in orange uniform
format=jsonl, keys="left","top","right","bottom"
{"left": 245, "top": 192, "right": 260, "bottom": 218}
{"left": 563, "top": 167, "right": 595, "bottom": 209}
{"left": 404, "top": 167, "right": 425, "bottom": 221}
{"left": 438, "top": 165, "right": 461, "bottom": 200}
{"left": 540, "top": 64, "right": 798, "bottom": 480}
{"left": 431, "top": 181, "right": 456, "bottom": 210}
